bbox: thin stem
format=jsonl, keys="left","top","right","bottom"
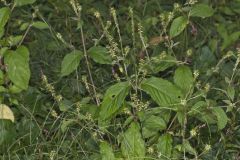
{"left": 80, "top": 26, "right": 100, "bottom": 106}
{"left": 18, "top": 23, "right": 32, "bottom": 47}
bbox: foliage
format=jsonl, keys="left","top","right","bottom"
{"left": 0, "top": 0, "right": 240, "bottom": 159}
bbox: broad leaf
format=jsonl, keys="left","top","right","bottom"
{"left": 174, "top": 66, "right": 194, "bottom": 95}
{"left": 80, "top": 104, "right": 99, "bottom": 120}
{"left": 0, "top": 70, "right": 3, "bottom": 85}
{"left": 142, "top": 115, "right": 166, "bottom": 138}
{"left": 5, "top": 35, "right": 23, "bottom": 47}
{"left": 213, "top": 107, "right": 228, "bottom": 130}
{"left": 88, "top": 46, "right": 112, "bottom": 64}
{"left": 0, "top": 86, "right": 7, "bottom": 93}
{"left": 189, "top": 101, "right": 216, "bottom": 124}
{"left": 177, "top": 111, "right": 185, "bottom": 126}
{"left": 121, "top": 122, "right": 145, "bottom": 159}
{"left": 216, "top": 24, "right": 228, "bottom": 41}
{"left": 99, "top": 82, "right": 130, "bottom": 124}
{"left": 182, "top": 140, "right": 197, "bottom": 156}
{"left": 4, "top": 46, "right": 30, "bottom": 90}
{"left": 60, "top": 50, "right": 83, "bottom": 77}
{"left": 32, "top": 21, "right": 49, "bottom": 29}
{"left": 61, "top": 119, "right": 75, "bottom": 132}
{"left": 157, "top": 134, "right": 173, "bottom": 159}
{"left": 190, "top": 4, "right": 214, "bottom": 18}
{"left": 221, "top": 31, "right": 240, "bottom": 51}
{"left": 14, "top": 0, "right": 36, "bottom": 6}
{"left": 145, "top": 54, "right": 176, "bottom": 73}
{"left": 0, "top": 7, "right": 10, "bottom": 28}
{"left": 170, "top": 16, "right": 188, "bottom": 38}
{"left": 141, "top": 77, "right": 182, "bottom": 107}
{"left": 143, "top": 115, "right": 166, "bottom": 131}
{"left": 0, "top": 104, "right": 14, "bottom": 122}
{"left": 227, "top": 86, "right": 235, "bottom": 101}
{"left": 100, "top": 141, "right": 116, "bottom": 160}
{"left": 59, "top": 99, "right": 73, "bottom": 112}
{"left": 9, "top": 85, "right": 23, "bottom": 94}
{"left": 0, "top": 7, "right": 10, "bottom": 38}
{"left": 194, "top": 46, "right": 216, "bottom": 71}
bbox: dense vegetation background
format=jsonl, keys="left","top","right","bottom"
{"left": 0, "top": 0, "right": 240, "bottom": 159}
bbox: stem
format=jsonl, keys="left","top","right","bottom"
{"left": 80, "top": 26, "right": 100, "bottom": 106}
{"left": 18, "top": 23, "right": 32, "bottom": 47}
{"left": 183, "top": 112, "right": 187, "bottom": 160}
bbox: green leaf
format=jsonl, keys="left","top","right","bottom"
{"left": 20, "top": 22, "right": 30, "bottom": 31}
{"left": 4, "top": 46, "right": 30, "bottom": 90}
{"left": 80, "top": 104, "right": 99, "bottom": 120}
{"left": 227, "top": 86, "right": 235, "bottom": 101}
{"left": 32, "top": 21, "right": 49, "bottom": 30}
{"left": 9, "top": 85, "right": 23, "bottom": 94}
{"left": 216, "top": 24, "right": 228, "bottom": 41}
{"left": 5, "top": 35, "right": 23, "bottom": 47}
{"left": 0, "top": 70, "right": 3, "bottom": 85}
{"left": 157, "top": 134, "right": 173, "bottom": 159}
{"left": 0, "top": 29, "right": 4, "bottom": 38}
{"left": 59, "top": 99, "right": 72, "bottom": 112}
{"left": 170, "top": 16, "right": 188, "bottom": 38}
{"left": 0, "top": 7, "right": 10, "bottom": 38}
{"left": 142, "top": 115, "right": 167, "bottom": 138}
{"left": 60, "top": 50, "right": 83, "bottom": 77}
{"left": 14, "top": 0, "right": 36, "bottom": 6}
{"left": 143, "top": 115, "right": 166, "bottom": 131}
{"left": 123, "top": 116, "right": 134, "bottom": 128}
{"left": 15, "top": 45, "right": 30, "bottom": 61}
{"left": 145, "top": 54, "right": 176, "bottom": 73}
{"left": 213, "top": 107, "right": 228, "bottom": 130}
{"left": 190, "top": 4, "right": 214, "bottom": 18}
{"left": 88, "top": 46, "right": 112, "bottom": 64}
{"left": 0, "top": 7, "right": 10, "bottom": 28}
{"left": 99, "top": 82, "right": 130, "bottom": 125}
{"left": 121, "top": 122, "right": 145, "bottom": 159}
{"left": 61, "top": 119, "right": 75, "bottom": 132}
{"left": 141, "top": 77, "right": 182, "bottom": 107}
{"left": 0, "top": 86, "right": 7, "bottom": 93}
{"left": 182, "top": 140, "right": 197, "bottom": 156}
{"left": 0, "top": 47, "right": 8, "bottom": 57}
{"left": 221, "top": 31, "right": 240, "bottom": 51}
{"left": 174, "top": 66, "right": 194, "bottom": 95}
{"left": 195, "top": 46, "right": 216, "bottom": 71}
{"left": 100, "top": 141, "right": 116, "bottom": 160}
{"left": 189, "top": 101, "right": 216, "bottom": 124}
{"left": 177, "top": 111, "right": 185, "bottom": 126}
